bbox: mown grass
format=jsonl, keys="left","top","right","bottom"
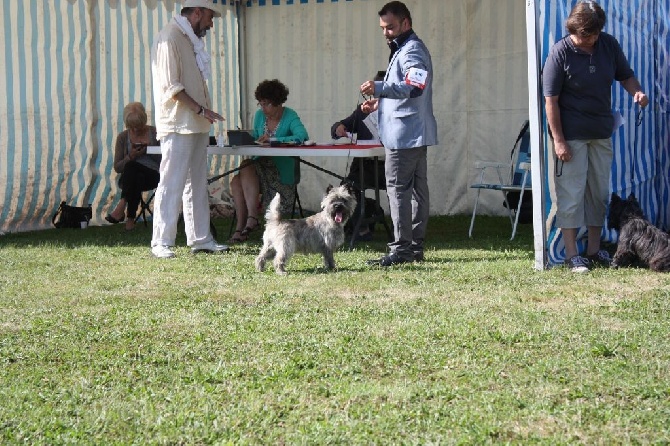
{"left": 1, "top": 215, "right": 669, "bottom": 444}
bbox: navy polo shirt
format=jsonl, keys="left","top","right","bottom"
{"left": 543, "top": 32, "right": 634, "bottom": 140}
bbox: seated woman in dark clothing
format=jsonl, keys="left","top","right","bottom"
{"left": 331, "top": 107, "right": 386, "bottom": 191}
{"left": 331, "top": 72, "right": 386, "bottom": 241}
{"left": 106, "top": 102, "right": 161, "bottom": 231}
{"left": 331, "top": 112, "right": 386, "bottom": 241}
{"left": 228, "top": 79, "right": 309, "bottom": 243}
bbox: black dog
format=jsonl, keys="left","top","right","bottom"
{"left": 607, "top": 192, "right": 670, "bottom": 272}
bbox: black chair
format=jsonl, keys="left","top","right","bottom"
{"left": 135, "top": 190, "right": 155, "bottom": 227}
{"left": 113, "top": 174, "right": 156, "bottom": 227}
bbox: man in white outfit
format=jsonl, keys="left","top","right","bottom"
{"left": 150, "top": 0, "right": 227, "bottom": 258}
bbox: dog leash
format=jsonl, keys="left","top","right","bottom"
{"left": 345, "top": 91, "right": 371, "bottom": 175}
{"left": 631, "top": 106, "right": 643, "bottom": 183}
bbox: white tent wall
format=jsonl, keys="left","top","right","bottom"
{"left": 0, "top": 0, "right": 239, "bottom": 233}
{"left": 239, "top": 0, "right": 529, "bottom": 215}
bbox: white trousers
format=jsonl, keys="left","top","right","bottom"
{"left": 151, "top": 132, "right": 213, "bottom": 247}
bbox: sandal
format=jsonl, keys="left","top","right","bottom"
{"left": 240, "top": 216, "right": 260, "bottom": 237}
{"left": 105, "top": 213, "right": 124, "bottom": 224}
{"left": 227, "top": 230, "right": 248, "bottom": 244}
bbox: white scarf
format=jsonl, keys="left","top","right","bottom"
{"left": 173, "top": 15, "right": 211, "bottom": 79}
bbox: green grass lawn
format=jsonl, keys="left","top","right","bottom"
{"left": 1, "top": 215, "right": 669, "bottom": 444}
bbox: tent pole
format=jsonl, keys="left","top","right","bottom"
{"left": 525, "top": 0, "right": 548, "bottom": 270}
{"left": 237, "top": 3, "right": 250, "bottom": 128}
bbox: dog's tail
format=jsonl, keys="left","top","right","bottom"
{"left": 265, "top": 192, "right": 282, "bottom": 223}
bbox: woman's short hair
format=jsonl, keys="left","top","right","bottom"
{"left": 566, "top": 1, "right": 606, "bottom": 37}
{"left": 123, "top": 102, "right": 148, "bottom": 129}
{"left": 254, "top": 79, "right": 289, "bottom": 106}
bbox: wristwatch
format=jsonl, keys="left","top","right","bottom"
{"left": 197, "top": 105, "right": 205, "bottom": 116}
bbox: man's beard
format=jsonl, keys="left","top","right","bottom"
{"left": 194, "top": 25, "right": 209, "bottom": 38}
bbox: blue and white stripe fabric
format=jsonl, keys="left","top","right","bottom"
{"left": 656, "top": 0, "right": 670, "bottom": 231}
{"left": 0, "top": 0, "right": 239, "bottom": 233}
{"left": 244, "top": 0, "right": 355, "bottom": 6}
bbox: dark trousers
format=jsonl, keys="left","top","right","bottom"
{"left": 119, "top": 161, "right": 160, "bottom": 218}
{"left": 385, "top": 146, "right": 429, "bottom": 259}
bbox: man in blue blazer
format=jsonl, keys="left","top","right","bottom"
{"left": 361, "top": 1, "right": 438, "bottom": 266}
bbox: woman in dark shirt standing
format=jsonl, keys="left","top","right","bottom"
{"left": 543, "top": 1, "right": 648, "bottom": 273}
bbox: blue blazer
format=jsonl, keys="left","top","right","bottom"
{"left": 374, "top": 32, "right": 438, "bottom": 150}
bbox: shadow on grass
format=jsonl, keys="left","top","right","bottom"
{"left": 0, "top": 215, "right": 535, "bottom": 255}
{"left": 0, "top": 218, "right": 237, "bottom": 249}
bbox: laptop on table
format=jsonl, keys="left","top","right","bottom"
{"left": 227, "top": 130, "right": 259, "bottom": 146}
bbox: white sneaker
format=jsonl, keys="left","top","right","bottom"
{"left": 191, "top": 240, "right": 229, "bottom": 254}
{"left": 565, "top": 255, "right": 589, "bottom": 273}
{"left": 152, "top": 245, "right": 175, "bottom": 259}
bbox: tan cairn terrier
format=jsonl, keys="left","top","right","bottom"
{"left": 255, "top": 184, "right": 357, "bottom": 274}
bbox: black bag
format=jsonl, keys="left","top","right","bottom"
{"left": 52, "top": 201, "right": 93, "bottom": 228}
{"left": 503, "top": 192, "right": 533, "bottom": 224}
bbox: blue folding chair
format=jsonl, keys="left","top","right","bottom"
{"left": 469, "top": 120, "right": 531, "bottom": 240}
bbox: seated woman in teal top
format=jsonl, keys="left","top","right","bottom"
{"left": 229, "top": 79, "right": 309, "bottom": 243}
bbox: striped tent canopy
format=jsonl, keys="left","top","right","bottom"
{"left": 0, "top": 0, "right": 240, "bottom": 233}
{"left": 3, "top": 0, "right": 532, "bottom": 235}
{"left": 244, "top": 0, "right": 356, "bottom": 5}
{"left": 3, "top": 0, "right": 668, "bottom": 255}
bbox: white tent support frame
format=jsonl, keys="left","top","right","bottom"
{"left": 525, "top": 0, "right": 548, "bottom": 270}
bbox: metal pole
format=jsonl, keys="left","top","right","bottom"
{"left": 525, "top": 0, "right": 548, "bottom": 270}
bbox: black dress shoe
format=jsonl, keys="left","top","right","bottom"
{"left": 413, "top": 251, "right": 425, "bottom": 262}
{"left": 367, "top": 253, "right": 413, "bottom": 267}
